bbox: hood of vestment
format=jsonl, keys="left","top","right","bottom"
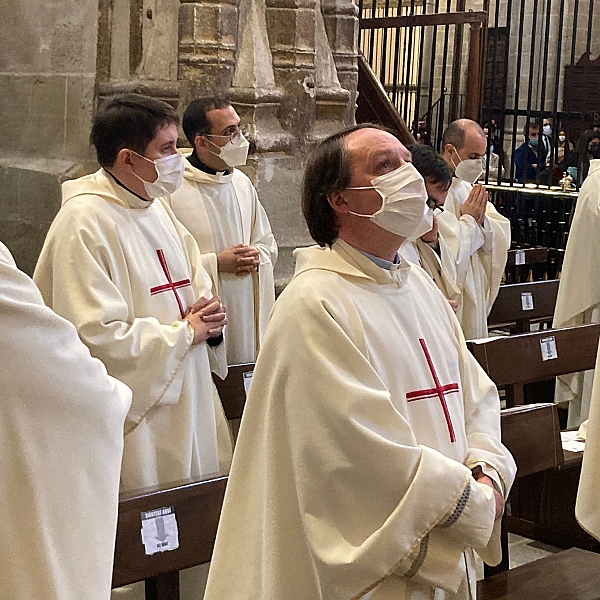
{"left": 179, "top": 148, "right": 234, "bottom": 185}
{"left": 61, "top": 169, "right": 155, "bottom": 210}
{"left": 292, "top": 238, "right": 411, "bottom": 287}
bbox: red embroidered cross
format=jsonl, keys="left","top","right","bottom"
{"left": 406, "top": 338, "right": 459, "bottom": 443}
{"left": 149, "top": 249, "right": 191, "bottom": 319}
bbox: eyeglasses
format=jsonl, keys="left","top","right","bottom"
{"left": 427, "top": 198, "right": 445, "bottom": 215}
{"left": 204, "top": 124, "right": 249, "bottom": 142}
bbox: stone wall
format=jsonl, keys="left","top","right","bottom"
{"left": 0, "top": 0, "right": 97, "bottom": 273}
{"left": 1, "top": 0, "right": 359, "bottom": 282}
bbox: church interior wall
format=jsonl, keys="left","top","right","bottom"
{"left": 0, "top": 0, "right": 98, "bottom": 275}
{"left": 1, "top": 0, "right": 357, "bottom": 283}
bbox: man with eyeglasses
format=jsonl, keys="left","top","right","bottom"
{"left": 438, "top": 119, "right": 511, "bottom": 340}
{"left": 169, "top": 97, "right": 278, "bottom": 365}
{"left": 399, "top": 144, "right": 460, "bottom": 309}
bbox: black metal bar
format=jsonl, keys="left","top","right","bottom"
{"left": 436, "top": 0, "right": 453, "bottom": 148}
{"left": 367, "top": 0, "right": 377, "bottom": 64}
{"left": 586, "top": 0, "right": 594, "bottom": 55}
{"left": 390, "top": 0, "right": 402, "bottom": 110}
{"left": 379, "top": 0, "right": 391, "bottom": 86}
{"left": 359, "top": 11, "right": 488, "bottom": 30}
{"left": 509, "top": 0, "right": 527, "bottom": 183}
{"left": 552, "top": 0, "right": 566, "bottom": 155}
{"left": 570, "top": 0, "right": 579, "bottom": 65}
{"left": 425, "top": 0, "right": 440, "bottom": 137}
{"left": 537, "top": 0, "right": 553, "bottom": 177}
{"left": 413, "top": 0, "right": 427, "bottom": 132}
{"left": 403, "top": 1, "right": 417, "bottom": 124}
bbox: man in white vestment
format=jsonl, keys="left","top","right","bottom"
{"left": 203, "top": 125, "right": 516, "bottom": 600}
{"left": 34, "top": 95, "right": 232, "bottom": 599}
{"left": 0, "top": 241, "right": 132, "bottom": 600}
{"left": 552, "top": 159, "right": 600, "bottom": 428}
{"left": 437, "top": 119, "right": 511, "bottom": 339}
{"left": 576, "top": 347, "right": 600, "bottom": 541}
{"left": 168, "top": 97, "right": 278, "bottom": 364}
{"left": 400, "top": 144, "right": 461, "bottom": 307}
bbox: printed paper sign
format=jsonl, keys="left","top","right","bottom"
{"left": 521, "top": 292, "right": 534, "bottom": 311}
{"left": 141, "top": 506, "right": 179, "bottom": 555}
{"left": 540, "top": 336, "right": 558, "bottom": 361}
{"left": 515, "top": 250, "right": 526, "bottom": 265}
{"left": 243, "top": 371, "right": 254, "bottom": 395}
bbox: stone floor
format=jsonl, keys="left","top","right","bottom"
{"left": 476, "top": 533, "right": 562, "bottom": 580}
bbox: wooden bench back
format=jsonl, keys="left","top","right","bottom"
{"left": 468, "top": 323, "right": 600, "bottom": 406}
{"left": 505, "top": 247, "right": 548, "bottom": 283}
{"left": 113, "top": 363, "right": 254, "bottom": 596}
{"left": 488, "top": 279, "right": 559, "bottom": 333}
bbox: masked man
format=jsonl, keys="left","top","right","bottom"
{"left": 203, "top": 124, "right": 516, "bottom": 600}
{"left": 34, "top": 94, "right": 232, "bottom": 600}
{"left": 168, "top": 97, "right": 278, "bottom": 364}
{"left": 438, "top": 119, "right": 511, "bottom": 339}
{"left": 400, "top": 144, "right": 461, "bottom": 308}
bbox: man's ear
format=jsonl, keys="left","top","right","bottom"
{"left": 327, "top": 190, "right": 350, "bottom": 214}
{"left": 117, "top": 148, "right": 135, "bottom": 173}
{"left": 194, "top": 134, "right": 208, "bottom": 150}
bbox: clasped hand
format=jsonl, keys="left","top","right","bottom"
{"left": 218, "top": 244, "right": 260, "bottom": 276}
{"left": 474, "top": 472, "right": 505, "bottom": 520}
{"left": 184, "top": 295, "right": 227, "bottom": 345}
{"left": 460, "top": 184, "right": 488, "bottom": 225}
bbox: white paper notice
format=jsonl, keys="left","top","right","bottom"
{"left": 515, "top": 250, "right": 526, "bottom": 265}
{"left": 141, "top": 506, "right": 179, "bottom": 555}
{"left": 540, "top": 336, "right": 558, "bottom": 361}
{"left": 243, "top": 371, "right": 253, "bottom": 395}
{"left": 521, "top": 292, "right": 534, "bottom": 311}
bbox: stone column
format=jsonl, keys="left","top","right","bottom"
{"left": 178, "top": 0, "right": 239, "bottom": 109}
{"left": 264, "top": 0, "right": 317, "bottom": 137}
{"left": 316, "top": 0, "right": 355, "bottom": 134}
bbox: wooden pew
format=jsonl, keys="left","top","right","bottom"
{"left": 488, "top": 279, "right": 560, "bottom": 334}
{"left": 505, "top": 247, "right": 548, "bottom": 283}
{"left": 468, "top": 327, "right": 600, "bottom": 553}
{"left": 478, "top": 547, "right": 600, "bottom": 600}
{"left": 112, "top": 363, "right": 254, "bottom": 600}
{"left": 468, "top": 323, "right": 600, "bottom": 407}
{"left": 486, "top": 403, "right": 564, "bottom": 576}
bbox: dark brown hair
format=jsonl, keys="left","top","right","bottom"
{"left": 182, "top": 97, "right": 232, "bottom": 144}
{"left": 91, "top": 94, "right": 178, "bottom": 168}
{"left": 301, "top": 123, "right": 394, "bottom": 247}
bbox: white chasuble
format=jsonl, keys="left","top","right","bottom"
{"left": 436, "top": 179, "right": 511, "bottom": 340}
{"left": 34, "top": 169, "right": 232, "bottom": 492}
{"left": 400, "top": 238, "right": 461, "bottom": 303}
{"left": 167, "top": 150, "right": 278, "bottom": 364}
{"left": 204, "top": 240, "right": 516, "bottom": 600}
{"left": 0, "top": 241, "right": 131, "bottom": 600}
{"left": 553, "top": 160, "right": 600, "bottom": 427}
{"left": 576, "top": 342, "right": 600, "bottom": 541}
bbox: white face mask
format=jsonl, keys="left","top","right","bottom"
{"left": 208, "top": 133, "right": 250, "bottom": 167}
{"left": 347, "top": 163, "right": 431, "bottom": 240}
{"left": 543, "top": 125, "right": 552, "bottom": 136}
{"left": 131, "top": 151, "right": 184, "bottom": 198}
{"left": 559, "top": 135, "right": 566, "bottom": 143}
{"left": 450, "top": 149, "right": 484, "bottom": 184}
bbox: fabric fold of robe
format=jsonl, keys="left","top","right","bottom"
{"left": 204, "top": 239, "right": 515, "bottom": 600}
{"left": 0, "top": 241, "right": 132, "bottom": 600}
